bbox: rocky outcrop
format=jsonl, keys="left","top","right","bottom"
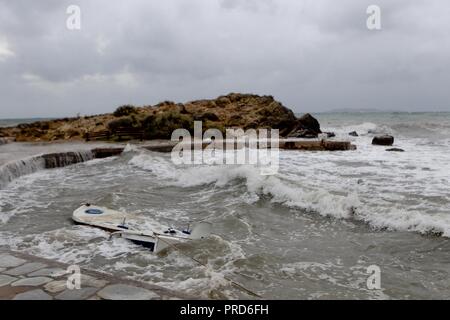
{"left": 386, "top": 148, "right": 404, "bottom": 152}
{"left": 287, "top": 113, "right": 322, "bottom": 138}
{"left": 349, "top": 131, "right": 358, "bottom": 137}
{"left": 372, "top": 135, "right": 394, "bottom": 146}
{"left": 0, "top": 93, "right": 323, "bottom": 142}
{"left": 297, "top": 113, "right": 321, "bottom": 133}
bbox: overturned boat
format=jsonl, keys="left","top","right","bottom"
{"left": 72, "top": 204, "right": 212, "bottom": 253}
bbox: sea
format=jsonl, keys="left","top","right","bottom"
{"left": 0, "top": 112, "right": 449, "bottom": 299}
{"left": 0, "top": 118, "right": 53, "bottom": 128}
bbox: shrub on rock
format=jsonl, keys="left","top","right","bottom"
{"left": 194, "top": 112, "right": 220, "bottom": 122}
{"left": 108, "top": 117, "right": 136, "bottom": 132}
{"left": 113, "top": 105, "right": 137, "bottom": 117}
{"left": 142, "top": 111, "right": 193, "bottom": 139}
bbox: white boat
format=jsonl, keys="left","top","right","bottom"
{"left": 72, "top": 204, "right": 212, "bottom": 253}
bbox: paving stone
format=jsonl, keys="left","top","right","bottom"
{"left": 0, "top": 254, "right": 27, "bottom": 268}
{"left": 28, "top": 268, "right": 67, "bottom": 278}
{"left": 55, "top": 287, "right": 98, "bottom": 300}
{"left": 4, "top": 262, "right": 47, "bottom": 276}
{"left": 13, "top": 289, "right": 53, "bottom": 300}
{"left": 81, "top": 274, "right": 109, "bottom": 288}
{"left": 0, "top": 274, "right": 18, "bottom": 287}
{"left": 44, "top": 280, "right": 67, "bottom": 293}
{"left": 97, "top": 284, "right": 160, "bottom": 300}
{"left": 11, "top": 277, "right": 53, "bottom": 287}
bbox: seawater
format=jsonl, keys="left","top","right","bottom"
{"left": 0, "top": 112, "right": 449, "bottom": 299}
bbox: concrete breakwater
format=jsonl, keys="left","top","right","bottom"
{"left": 41, "top": 148, "right": 124, "bottom": 168}
{"left": 0, "top": 148, "right": 123, "bottom": 189}
{"left": 0, "top": 140, "right": 355, "bottom": 188}
{"left": 142, "top": 140, "right": 356, "bottom": 152}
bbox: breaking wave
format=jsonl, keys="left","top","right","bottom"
{"left": 129, "top": 151, "right": 450, "bottom": 238}
{"left": 0, "top": 156, "right": 46, "bottom": 189}
{"left": 0, "top": 150, "right": 94, "bottom": 189}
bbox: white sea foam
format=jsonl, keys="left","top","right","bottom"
{"left": 0, "top": 225, "right": 140, "bottom": 264}
{"left": 128, "top": 146, "right": 450, "bottom": 237}
{"left": 129, "top": 152, "right": 360, "bottom": 217}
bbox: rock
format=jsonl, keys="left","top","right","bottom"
{"left": 0, "top": 275, "right": 18, "bottom": 287}
{"left": 0, "top": 254, "right": 26, "bottom": 268}
{"left": 13, "top": 289, "right": 53, "bottom": 300}
{"left": 55, "top": 287, "right": 98, "bottom": 300}
{"left": 0, "top": 93, "right": 314, "bottom": 141}
{"left": 297, "top": 113, "right": 321, "bottom": 134}
{"left": 11, "top": 277, "right": 53, "bottom": 287}
{"left": 325, "top": 132, "right": 335, "bottom": 138}
{"left": 386, "top": 148, "right": 405, "bottom": 152}
{"left": 372, "top": 135, "right": 394, "bottom": 146}
{"left": 80, "top": 274, "right": 109, "bottom": 288}
{"left": 287, "top": 128, "right": 317, "bottom": 139}
{"left": 178, "top": 103, "right": 189, "bottom": 114}
{"left": 44, "top": 280, "right": 68, "bottom": 293}
{"left": 215, "top": 96, "right": 230, "bottom": 107}
{"left": 286, "top": 113, "right": 322, "bottom": 138}
{"left": 97, "top": 284, "right": 160, "bottom": 300}
{"left": 4, "top": 262, "right": 47, "bottom": 276}
{"left": 349, "top": 131, "right": 359, "bottom": 137}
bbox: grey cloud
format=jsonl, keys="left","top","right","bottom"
{"left": 0, "top": 0, "right": 450, "bottom": 118}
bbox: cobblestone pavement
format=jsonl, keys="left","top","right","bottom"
{"left": 0, "top": 249, "right": 192, "bottom": 300}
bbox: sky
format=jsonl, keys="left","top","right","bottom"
{"left": 0, "top": 0, "right": 449, "bottom": 118}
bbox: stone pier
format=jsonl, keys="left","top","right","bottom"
{"left": 36, "top": 139, "right": 357, "bottom": 170}
{"left": 142, "top": 139, "right": 356, "bottom": 153}
{"left": 0, "top": 249, "right": 193, "bottom": 300}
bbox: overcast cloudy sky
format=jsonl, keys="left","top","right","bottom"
{"left": 0, "top": 0, "right": 449, "bottom": 118}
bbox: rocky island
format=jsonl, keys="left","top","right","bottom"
{"left": 0, "top": 93, "right": 323, "bottom": 143}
